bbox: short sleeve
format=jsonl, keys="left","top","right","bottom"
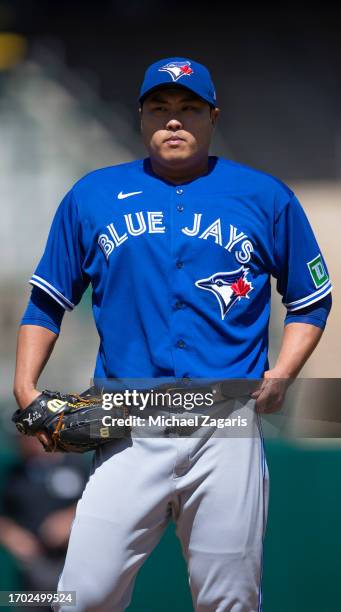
{"left": 29, "top": 189, "right": 90, "bottom": 311}
{"left": 273, "top": 194, "right": 332, "bottom": 312}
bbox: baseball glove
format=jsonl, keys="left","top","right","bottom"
{"left": 12, "top": 387, "right": 130, "bottom": 453}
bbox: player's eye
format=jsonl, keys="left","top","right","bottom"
{"left": 182, "top": 105, "right": 198, "bottom": 111}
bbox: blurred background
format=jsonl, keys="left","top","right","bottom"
{"left": 0, "top": 1, "right": 340, "bottom": 610}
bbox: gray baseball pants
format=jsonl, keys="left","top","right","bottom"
{"left": 54, "top": 399, "right": 269, "bottom": 611}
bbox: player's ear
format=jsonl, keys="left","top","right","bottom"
{"left": 139, "top": 105, "right": 143, "bottom": 131}
{"left": 210, "top": 107, "right": 220, "bottom": 127}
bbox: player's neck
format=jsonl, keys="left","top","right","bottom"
{"left": 149, "top": 156, "right": 209, "bottom": 185}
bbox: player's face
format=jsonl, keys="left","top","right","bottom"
{"left": 140, "top": 88, "right": 219, "bottom": 169}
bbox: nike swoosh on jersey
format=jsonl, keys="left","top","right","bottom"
{"left": 117, "top": 190, "right": 143, "bottom": 199}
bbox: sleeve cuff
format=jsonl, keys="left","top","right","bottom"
{"left": 29, "top": 275, "right": 74, "bottom": 311}
{"left": 20, "top": 318, "right": 61, "bottom": 335}
{"left": 284, "top": 280, "right": 332, "bottom": 312}
{"left": 284, "top": 315, "right": 326, "bottom": 330}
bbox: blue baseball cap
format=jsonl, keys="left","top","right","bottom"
{"left": 139, "top": 57, "right": 217, "bottom": 107}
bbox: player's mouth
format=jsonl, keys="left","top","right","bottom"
{"left": 164, "top": 135, "right": 186, "bottom": 146}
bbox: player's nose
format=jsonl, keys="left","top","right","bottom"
{"left": 166, "top": 117, "right": 183, "bottom": 131}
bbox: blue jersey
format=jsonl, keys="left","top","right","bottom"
{"left": 29, "top": 156, "right": 332, "bottom": 379}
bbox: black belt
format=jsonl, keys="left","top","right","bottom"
{"left": 94, "top": 380, "right": 259, "bottom": 416}
{"left": 125, "top": 380, "right": 259, "bottom": 416}
{"left": 151, "top": 380, "right": 258, "bottom": 402}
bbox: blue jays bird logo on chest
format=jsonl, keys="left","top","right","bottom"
{"left": 195, "top": 266, "right": 253, "bottom": 319}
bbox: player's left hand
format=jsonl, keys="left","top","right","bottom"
{"left": 251, "top": 369, "right": 292, "bottom": 413}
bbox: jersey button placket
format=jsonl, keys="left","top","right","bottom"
{"left": 174, "top": 186, "right": 185, "bottom": 270}
{"left": 176, "top": 187, "right": 184, "bottom": 213}
{"left": 172, "top": 185, "right": 188, "bottom": 375}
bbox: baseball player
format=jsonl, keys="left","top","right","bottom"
{"left": 14, "top": 57, "right": 332, "bottom": 611}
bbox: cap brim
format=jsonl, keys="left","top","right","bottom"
{"left": 139, "top": 83, "right": 215, "bottom": 107}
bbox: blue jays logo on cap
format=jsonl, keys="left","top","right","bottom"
{"left": 139, "top": 56, "right": 217, "bottom": 107}
{"left": 158, "top": 61, "right": 194, "bottom": 82}
{"left": 195, "top": 267, "right": 253, "bottom": 320}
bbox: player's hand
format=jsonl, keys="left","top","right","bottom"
{"left": 251, "top": 369, "right": 292, "bottom": 413}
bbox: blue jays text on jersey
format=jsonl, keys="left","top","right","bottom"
{"left": 29, "top": 156, "right": 332, "bottom": 379}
